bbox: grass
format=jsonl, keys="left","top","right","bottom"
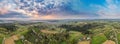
{"left": 0, "top": 38, "right": 3, "bottom": 44}
{"left": 117, "top": 33, "right": 120, "bottom": 44}
{"left": 13, "top": 26, "right": 29, "bottom": 36}
{"left": 15, "top": 39, "right": 23, "bottom": 44}
{"left": 69, "top": 31, "right": 83, "bottom": 44}
{"left": 91, "top": 34, "right": 107, "bottom": 44}
{"left": 40, "top": 30, "right": 58, "bottom": 34}
{"left": 78, "top": 41, "right": 90, "bottom": 44}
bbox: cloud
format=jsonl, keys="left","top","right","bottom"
{"left": 0, "top": 0, "right": 17, "bottom": 14}
{"left": 3, "top": 0, "right": 71, "bottom": 19}
{"left": 0, "top": 0, "right": 93, "bottom": 20}
{"left": 0, "top": 11, "right": 29, "bottom": 18}
{"left": 106, "top": 0, "right": 118, "bottom": 9}
{"left": 14, "top": 0, "right": 69, "bottom": 13}
{"left": 93, "top": 0, "right": 120, "bottom": 19}
{"left": 2, "top": 0, "right": 118, "bottom": 20}
{"left": 0, "top": 7, "right": 9, "bottom": 14}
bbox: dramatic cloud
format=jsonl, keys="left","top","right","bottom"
{"left": 0, "top": 0, "right": 69, "bottom": 18}
{"left": 13, "top": 0, "right": 69, "bottom": 17}
{"left": 0, "top": 0, "right": 120, "bottom": 20}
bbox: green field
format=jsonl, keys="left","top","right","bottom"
{"left": 15, "top": 39, "right": 23, "bottom": 44}
{"left": 0, "top": 20, "right": 120, "bottom": 44}
{"left": 0, "top": 38, "right": 3, "bottom": 44}
{"left": 91, "top": 34, "right": 107, "bottom": 44}
{"left": 118, "top": 33, "right": 120, "bottom": 44}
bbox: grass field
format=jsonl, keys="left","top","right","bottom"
{"left": 69, "top": 31, "right": 83, "bottom": 44}
{"left": 15, "top": 39, "right": 23, "bottom": 44}
{"left": 117, "top": 33, "right": 120, "bottom": 44}
{"left": 0, "top": 38, "right": 3, "bottom": 44}
{"left": 91, "top": 34, "right": 107, "bottom": 44}
{"left": 78, "top": 41, "right": 90, "bottom": 44}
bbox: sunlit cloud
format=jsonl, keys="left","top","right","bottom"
{"left": 0, "top": 0, "right": 16, "bottom": 14}
{"left": 0, "top": 8, "right": 9, "bottom": 14}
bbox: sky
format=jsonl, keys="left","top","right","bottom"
{"left": 0, "top": 0, "right": 120, "bottom": 20}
